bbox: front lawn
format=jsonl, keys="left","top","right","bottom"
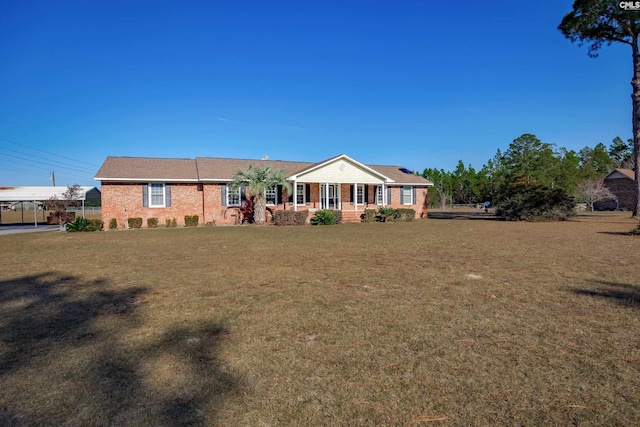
{"left": 0, "top": 213, "right": 638, "bottom": 425}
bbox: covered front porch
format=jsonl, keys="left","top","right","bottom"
{"left": 288, "top": 155, "right": 391, "bottom": 218}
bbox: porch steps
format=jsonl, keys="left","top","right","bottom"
{"left": 341, "top": 211, "right": 363, "bottom": 223}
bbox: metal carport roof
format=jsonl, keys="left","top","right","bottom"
{"left": 0, "top": 186, "right": 100, "bottom": 227}
{"left": 0, "top": 186, "right": 99, "bottom": 202}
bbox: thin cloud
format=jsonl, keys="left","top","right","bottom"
{"left": 215, "top": 117, "right": 231, "bottom": 122}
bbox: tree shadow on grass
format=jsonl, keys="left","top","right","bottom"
{"left": 570, "top": 280, "right": 640, "bottom": 309}
{"left": 428, "top": 211, "right": 505, "bottom": 221}
{"left": 598, "top": 231, "right": 640, "bottom": 236}
{"left": 0, "top": 272, "right": 240, "bottom": 426}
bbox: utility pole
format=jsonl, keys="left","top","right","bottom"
{"left": 50, "top": 171, "right": 56, "bottom": 187}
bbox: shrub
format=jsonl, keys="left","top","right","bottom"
{"left": 310, "top": 210, "right": 339, "bottom": 225}
{"left": 66, "top": 216, "right": 96, "bottom": 232}
{"left": 273, "top": 210, "right": 309, "bottom": 226}
{"left": 109, "top": 218, "right": 117, "bottom": 230}
{"left": 375, "top": 208, "right": 415, "bottom": 222}
{"left": 396, "top": 208, "right": 416, "bottom": 222}
{"left": 361, "top": 209, "right": 377, "bottom": 223}
{"left": 495, "top": 183, "right": 576, "bottom": 221}
{"left": 239, "top": 197, "right": 255, "bottom": 224}
{"left": 377, "top": 207, "right": 396, "bottom": 222}
{"left": 128, "top": 217, "right": 143, "bottom": 229}
{"left": 90, "top": 219, "right": 104, "bottom": 231}
{"left": 184, "top": 215, "right": 199, "bottom": 227}
{"left": 147, "top": 218, "right": 158, "bottom": 228}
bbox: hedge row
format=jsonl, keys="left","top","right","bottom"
{"left": 273, "top": 210, "right": 309, "bottom": 226}
{"left": 363, "top": 208, "right": 416, "bottom": 222}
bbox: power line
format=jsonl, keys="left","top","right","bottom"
{"left": 0, "top": 152, "right": 97, "bottom": 174}
{"left": 0, "top": 163, "right": 93, "bottom": 183}
{"left": 0, "top": 146, "right": 96, "bottom": 174}
{"left": 0, "top": 136, "right": 101, "bottom": 169}
{"left": 0, "top": 163, "right": 49, "bottom": 177}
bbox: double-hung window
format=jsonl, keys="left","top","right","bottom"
{"left": 227, "top": 186, "right": 241, "bottom": 206}
{"left": 375, "top": 186, "right": 384, "bottom": 205}
{"left": 150, "top": 184, "right": 165, "bottom": 206}
{"left": 402, "top": 186, "right": 413, "bottom": 205}
{"left": 356, "top": 184, "right": 364, "bottom": 204}
{"left": 265, "top": 186, "right": 277, "bottom": 205}
{"left": 296, "top": 184, "right": 305, "bottom": 205}
{"left": 143, "top": 183, "right": 171, "bottom": 208}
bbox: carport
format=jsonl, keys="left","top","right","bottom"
{"left": 0, "top": 186, "right": 101, "bottom": 227}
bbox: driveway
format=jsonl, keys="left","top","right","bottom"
{"left": 0, "top": 224, "right": 60, "bottom": 236}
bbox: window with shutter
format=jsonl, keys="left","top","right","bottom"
{"left": 227, "top": 185, "right": 240, "bottom": 206}
{"left": 402, "top": 186, "right": 413, "bottom": 205}
{"left": 145, "top": 183, "right": 168, "bottom": 207}
{"left": 351, "top": 184, "right": 364, "bottom": 204}
{"left": 375, "top": 186, "right": 384, "bottom": 205}
{"left": 265, "top": 186, "right": 277, "bottom": 205}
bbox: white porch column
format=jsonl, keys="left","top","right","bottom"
{"left": 382, "top": 184, "right": 386, "bottom": 207}
{"left": 325, "top": 182, "right": 329, "bottom": 210}
{"left": 82, "top": 200, "right": 85, "bottom": 217}
{"left": 34, "top": 199, "right": 37, "bottom": 228}
{"left": 354, "top": 182, "right": 358, "bottom": 211}
{"left": 293, "top": 180, "right": 298, "bottom": 211}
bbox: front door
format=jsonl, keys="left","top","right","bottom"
{"left": 320, "top": 184, "right": 339, "bottom": 209}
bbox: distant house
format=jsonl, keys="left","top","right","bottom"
{"left": 95, "top": 154, "right": 433, "bottom": 227}
{"left": 595, "top": 168, "right": 635, "bottom": 211}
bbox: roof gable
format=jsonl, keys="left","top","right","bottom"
{"left": 604, "top": 168, "right": 634, "bottom": 180}
{"left": 288, "top": 154, "right": 390, "bottom": 184}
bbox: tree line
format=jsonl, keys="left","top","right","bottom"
{"left": 421, "top": 133, "right": 633, "bottom": 208}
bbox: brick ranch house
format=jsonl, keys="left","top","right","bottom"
{"left": 594, "top": 168, "right": 636, "bottom": 211}
{"left": 95, "top": 154, "right": 433, "bottom": 226}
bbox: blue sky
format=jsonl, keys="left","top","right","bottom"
{"left": 0, "top": 0, "right": 633, "bottom": 186}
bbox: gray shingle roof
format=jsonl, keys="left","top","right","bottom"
{"left": 196, "top": 157, "right": 313, "bottom": 180}
{"left": 95, "top": 157, "right": 199, "bottom": 180}
{"left": 95, "top": 155, "right": 433, "bottom": 185}
{"left": 606, "top": 168, "right": 634, "bottom": 180}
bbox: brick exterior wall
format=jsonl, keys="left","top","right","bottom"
{"left": 101, "top": 183, "right": 203, "bottom": 228}
{"left": 101, "top": 182, "right": 429, "bottom": 227}
{"left": 595, "top": 177, "right": 635, "bottom": 211}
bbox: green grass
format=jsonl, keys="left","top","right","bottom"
{"left": 1, "top": 212, "right": 639, "bottom": 425}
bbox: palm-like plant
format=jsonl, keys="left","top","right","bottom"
{"left": 231, "top": 165, "right": 292, "bottom": 224}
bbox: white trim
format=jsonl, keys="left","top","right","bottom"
{"left": 265, "top": 186, "right": 278, "bottom": 206}
{"left": 288, "top": 154, "right": 393, "bottom": 183}
{"left": 320, "top": 183, "right": 339, "bottom": 210}
{"left": 375, "top": 185, "right": 384, "bottom": 205}
{"left": 294, "top": 182, "right": 306, "bottom": 210}
{"left": 96, "top": 177, "right": 199, "bottom": 182}
{"left": 354, "top": 182, "right": 358, "bottom": 211}
{"left": 227, "top": 184, "right": 241, "bottom": 206}
{"left": 401, "top": 186, "right": 413, "bottom": 205}
{"left": 149, "top": 183, "right": 166, "bottom": 207}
